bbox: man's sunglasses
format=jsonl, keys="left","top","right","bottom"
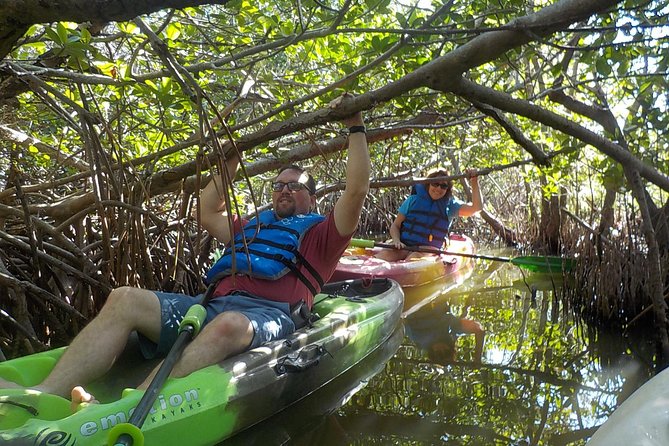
{"left": 272, "top": 181, "right": 312, "bottom": 193}
{"left": 430, "top": 183, "right": 450, "bottom": 190}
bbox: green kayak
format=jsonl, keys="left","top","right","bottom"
{"left": 0, "top": 278, "right": 404, "bottom": 445}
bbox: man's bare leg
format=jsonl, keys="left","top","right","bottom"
{"left": 3, "top": 287, "right": 162, "bottom": 399}
{"left": 137, "top": 311, "right": 253, "bottom": 389}
{"left": 375, "top": 248, "right": 409, "bottom": 262}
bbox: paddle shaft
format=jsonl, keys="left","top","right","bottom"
{"left": 350, "top": 238, "right": 572, "bottom": 273}
{"left": 113, "top": 283, "right": 216, "bottom": 446}
{"left": 113, "top": 326, "right": 196, "bottom": 445}
{"left": 370, "top": 241, "right": 514, "bottom": 263}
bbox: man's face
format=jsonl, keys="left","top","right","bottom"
{"left": 272, "top": 169, "right": 315, "bottom": 218}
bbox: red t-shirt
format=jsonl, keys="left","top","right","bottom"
{"left": 213, "top": 211, "right": 352, "bottom": 307}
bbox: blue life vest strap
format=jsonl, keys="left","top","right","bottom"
{"left": 235, "top": 238, "right": 323, "bottom": 296}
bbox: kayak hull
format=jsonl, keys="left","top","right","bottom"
{"left": 331, "top": 234, "right": 475, "bottom": 289}
{"left": 587, "top": 366, "right": 669, "bottom": 446}
{"left": 0, "top": 278, "right": 404, "bottom": 445}
{"left": 223, "top": 323, "right": 404, "bottom": 445}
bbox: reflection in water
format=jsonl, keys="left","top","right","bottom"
{"left": 221, "top": 259, "right": 655, "bottom": 445}
{"left": 404, "top": 300, "right": 485, "bottom": 366}
{"left": 337, "top": 261, "right": 652, "bottom": 445}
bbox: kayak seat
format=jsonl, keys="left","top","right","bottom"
{"left": 290, "top": 300, "right": 320, "bottom": 330}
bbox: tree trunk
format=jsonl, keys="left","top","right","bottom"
{"left": 537, "top": 178, "right": 564, "bottom": 254}
{"left": 624, "top": 167, "right": 669, "bottom": 365}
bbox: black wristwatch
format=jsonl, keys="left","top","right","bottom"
{"left": 348, "top": 125, "right": 366, "bottom": 134}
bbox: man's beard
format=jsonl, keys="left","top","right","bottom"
{"left": 275, "top": 198, "right": 296, "bottom": 218}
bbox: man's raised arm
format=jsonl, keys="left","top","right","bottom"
{"left": 332, "top": 95, "right": 370, "bottom": 236}
{"left": 200, "top": 154, "right": 240, "bottom": 244}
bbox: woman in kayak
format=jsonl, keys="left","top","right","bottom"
{"left": 375, "top": 168, "right": 483, "bottom": 261}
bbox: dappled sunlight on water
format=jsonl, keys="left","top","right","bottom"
{"left": 220, "top": 256, "right": 655, "bottom": 445}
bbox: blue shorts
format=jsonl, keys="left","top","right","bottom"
{"left": 138, "top": 291, "right": 296, "bottom": 359}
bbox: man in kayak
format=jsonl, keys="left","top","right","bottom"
{"left": 0, "top": 94, "right": 369, "bottom": 407}
{"left": 375, "top": 168, "right": 483, "bottom": 261}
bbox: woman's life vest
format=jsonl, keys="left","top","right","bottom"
{"left": 400, "top": 184, "right": 453, "bottom": 248}
{"left": 205, "top": 210, "right": 326, "bottom": 296}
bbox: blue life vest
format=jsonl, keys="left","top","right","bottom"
{"left": 400, "top": 184, "right": 452, "bottom": 248}
{"left": 205, "top": 210, "right": 326, "bottom": 296}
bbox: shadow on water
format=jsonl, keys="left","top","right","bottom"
{"left": 221, "top": 253, "right": 655, "bottom": 445}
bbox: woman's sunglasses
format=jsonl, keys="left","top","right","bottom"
{"left": 430, "top": 183, "right": 450, "bottom": 190}
{"left": 272, "top": 181, "right": 312, "bottom": 193}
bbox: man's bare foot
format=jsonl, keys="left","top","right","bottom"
{"left": 70, "top": 386, "right": 98, "bottom": 412}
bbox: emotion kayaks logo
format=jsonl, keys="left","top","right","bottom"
{"left": 78, "top": 389, "right": 201, "bottom": 437}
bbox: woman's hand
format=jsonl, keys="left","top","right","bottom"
{"left": 391, "top": 239, "right": 406, "bottom": 250}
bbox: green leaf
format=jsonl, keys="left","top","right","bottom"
{"left": 57, "top": 22, "right": 69, "bottom": 45}
{"left": 44, "top": 27, "right": 62, "bottom": 45}
{"left": 395, "top": 12, "right": 408, "bottom": 28}
{"left": 144, "top": 79, "right": 158, "bottom": 91}
{"left": 165, "top": 23, "right": 181, "bottom": 41}
{"left": 595, "top": 58, "right": 611, "bottom": 76}
{"left": 616, "top": 58, "right": 629, "bottom": 76}
{"left": 371, "top": 36, "right": 383, "bottom": 52}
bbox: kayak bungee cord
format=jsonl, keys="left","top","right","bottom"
{"left": 0, "top": 399, "right": 38, "bottom": 415}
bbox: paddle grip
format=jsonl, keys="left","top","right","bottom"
{"left": 350, "top": 238, "right": 375, "bottom": 248}
{"left": 179, "top": 304, "right": 206, "bottom": 336}
{"left": 108, "top": 422, "right": 144, "bottom": 446}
